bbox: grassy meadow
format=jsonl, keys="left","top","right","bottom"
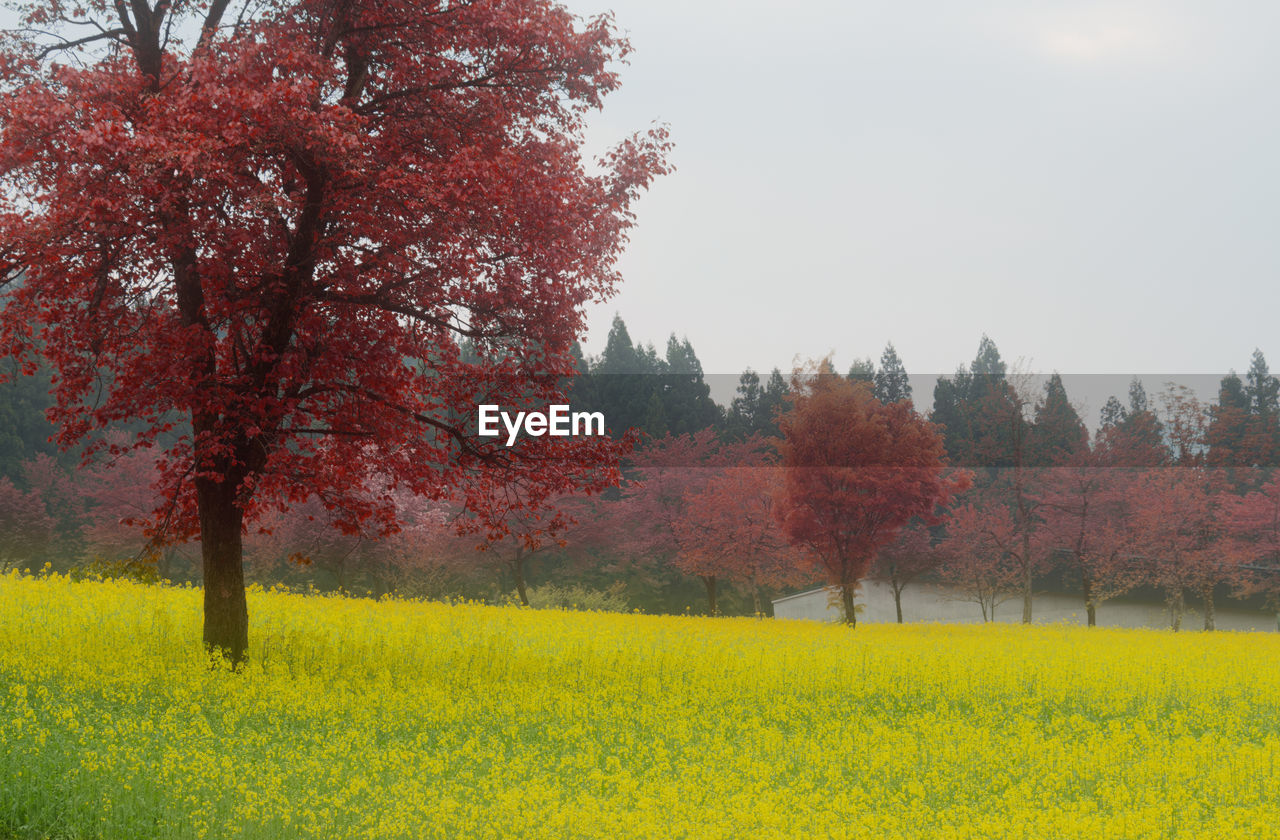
{"left": 2, "top": 572, "right": 1279, "bottom": 839}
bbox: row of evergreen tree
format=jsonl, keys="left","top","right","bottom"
{"left": 7, "top": 314, "right": 1280, "bottom": 485}
{"left": 567, "top": 316, "right": 1280, "bottom": 471}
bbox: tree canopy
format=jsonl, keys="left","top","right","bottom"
{"left": 0, "top": 0, "right": 669, "bottom": 660}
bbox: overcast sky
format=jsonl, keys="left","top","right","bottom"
{"left": 566, "top": 0, "right": 1280, "bottom": 382}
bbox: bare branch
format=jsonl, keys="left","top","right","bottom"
{"left": 199, "top": 0, "right": 233, "bottom": 50}
{"left": 29, "top": 28, "right": 129, "bottom": 60}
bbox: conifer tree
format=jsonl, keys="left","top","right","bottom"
{"left": 757, "top": 369, "right": 790, "bottom": 438}
{"left": 1099, "top": 395, "right": 1127, "bottom": 431}
{"left": 727, "top": 370, "right": 763, "bottom": 440}
{"left": 873, "top": 343, "right": 912, "bottom": 406}
{"left": 1030, "top": 373, "right": 1088, "bottom": 466}
{"left": 1247, "top": 350, "right": 1279, "bottom": 415}
{"left": 661, "top": 336, "right": 721, "bottom": 435}
{"left": 846, "top": 357, "right": 875, "bottom": 384}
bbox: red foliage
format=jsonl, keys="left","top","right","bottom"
{"left": 1126, "top": 468, "right": 1247, "bottom": 630}
{"left": 246, "top": 481, "right": 461, "bottom": 594}
{"left": 609, "top": 430, "right": 774, "bottom": 613}
{"left": 1095, "top": 414, "right": 1168, "bottom": 468}
{"left": 1036, "top": 462, "right": 1135, "bottom": 625}
{"left": 0, "top": 0, "right": 668, "bottom": 658}
{"left": 0, "top": 476, "right": 52, "bottom": 571}
{"left": 1225, "top": 474, "right": 1280, "bottom": 611}
{"left": 869, "top": 519, "right": 944, "bottom": 623}
{"left": 775, "top": 363, "right": 967, "bottom": 625}
{"left": 76, "top": 436, "right": 169, "bottom": 561}
{"left": 937, "top": 503, "right": 1025, "bottom": 622}
{"left": 673, "top": 466, "right": 813, "bottom": 615}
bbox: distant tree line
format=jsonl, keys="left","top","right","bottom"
{"left": 5, "top": 317, "right": 1280, "bottom": 625}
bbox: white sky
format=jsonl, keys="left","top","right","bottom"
{"left": 567, "top": 0, "right": 1280, "bottom": 380}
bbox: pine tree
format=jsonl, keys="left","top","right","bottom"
{"left": 590, "top": 315, "right": 655, "bottom": 437}
{"left": 1247, "top": 349, "right": 1280, "bottom": 415}
{"left": 971, "top": 335, "right": 1007, "bottom": 378}
{"left": 1128, "top": 378, "right": 1150, "bottom": 415}
{"left": 1030, "top": 373, "right": 1088, "bottom": 466}
{"left": 727, "top": 370, "right": 763, "bottom": 440}
{"left": 1099, "top": 395, "right": 1127, "bottom": 431}
{"left": 758, "top": 369, "right": 789, "bottom": 438}
{"left": 661, "top": 335, "right": 721, "bottom": 435}
{"left": 965, "top": 337, "right": 1021, "bottom": 468}
{"left": 642, "top": 392, "right": 669, "bottom": 438}
{"left": 1206, "top": 372, "right": 1251, "bottom": 467}
{"left": 931, "top": 374, "right": 967, "bottom": 462}
{"left": 1247, "top": 350, "right": 1280, "bottom": 467}
{"left": 873, "top": 343, "right": 912, "bottom": 406}
{"left": 846, "top": 357, "right": 875, "bottom": 384}
{"left": 596, "top": 314, "right": 639, "bottom": 374}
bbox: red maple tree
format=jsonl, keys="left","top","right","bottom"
{"left": 74, "top": 434, "right": 198, "bottom": 579}
{"left": 0, "top": 0, "right": 668, "bottom": 660}
{"left": 0, "top": 476, "right": 52, "bottom": 572}
{"left": 673, "top": 466, "right": 812, "bottom": 616}
{"left": 1126, "top": 468, "right": 1245, "bottom": 631}
{"left": 1224, "top": 474, "right": 1280, "bottom": 622}
{"left": 451, "top": 479, "right": 586, "bottom": 608}
{"left": 775, "top": 362, "right": 967, "bottom": 626}
{"left": 1036, "top": 461, "right": 1134, "bottom": 627}
{"left": 612, "top": 430, "right": 773, "bottom": 615}
{"left": 937, "top": 503, "right": 1023, "bottom": 622}
{"left": 869, "top": 519, "right": 944, "bottom": 624}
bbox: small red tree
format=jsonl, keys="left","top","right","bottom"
{"left": 775, "top": 362, "right": 966, "bottom": 626}
{"left": 937, "top": 503, "right": 1023, "bottom": 622}
{"left": 19, "top": 453, "right": 81, "bottom": 561}
{"left": 869, "top": 518, "right": 944, "bottom": 624}
{"left": 452, "top": 478, "right": 589, "bottom": 608}
{"left": 959, "top": 467, "right": 1050, "bottom": 623}
{"left": 1127, "top": 468, "right": 1246, "bottom": 631}
{"left": 76, "top": 439, "right": 194, "bottom": 578}
{"left": 674, "top": 466, "right": 812, "bottom": 616}
{"left": 248, "top": 485, "right": 462, "bottom": 596}
{"left": 613, "top": 430, "right": 772, "bottom": 615}
{"left": 0, "top": 477, "right": 52, "bottom": 572}
{"left": 1036, "top": 460, "right": 1134, "bottom": 627}
{"left": 0, "top": 0, "right": 668, "bottom": 661}
{"left": 248, "top": 495, "right": 369, "bottom": 592}
{"left": 1224, "top": 474, "right": 1280, "bottom": 624}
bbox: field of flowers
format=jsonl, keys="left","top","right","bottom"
{"left": 2, "top": 572, "right": 1279, "bottom": 839}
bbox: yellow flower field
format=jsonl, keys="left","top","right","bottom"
{"left": 2, "top": 572, "right": 1278, "bottom": 839}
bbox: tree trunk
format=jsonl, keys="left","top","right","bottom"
{"left": 1015, "top": 471, "right": 1033, "bottom": 625}
{"left": 198, "top": 480, "right": 248, "bottom": 665}
{"left": 513, "top": 546, "right": 529, "bottom": 607}
{"left": 1081, "top": 569, "right": 1096, "bottom": 627}
{"left": 840, "top": 583, "right": 857, "bottom": 627}
{"left": 1021, "top": 547, "right": 1033, "bottom": 624}
{"left": 893, "top": 583, "right": 904, "bottom": 624}
{"left": 1202, "top": 583, "right": 1215, "bottom": 631}
{"left": 1169, "top": 588, "right": 1184, "bottom": 632}
{"left": 702, "top": 575, "right": 718, "bottom": 616}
